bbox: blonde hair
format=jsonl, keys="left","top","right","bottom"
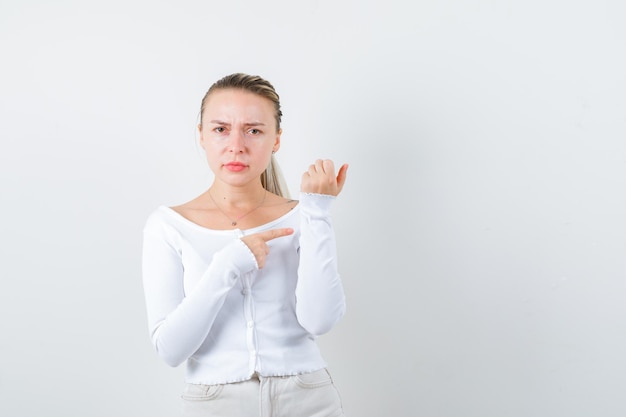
{"left": 200, "top": 73, "right": 289, "bottom": 197}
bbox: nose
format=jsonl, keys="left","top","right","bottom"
{"left": 228, "top": 130, "right": 245, "bottom": 153}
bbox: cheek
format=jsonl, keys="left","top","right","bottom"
{"left": 202, "top": 145, "right": 222, "bottom": 166}
{"left": 203, "top": 139, "right": 227, "bottom": 154}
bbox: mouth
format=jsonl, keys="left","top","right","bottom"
{"left": 224, "top": 162, "right": 248, "bottom": 172}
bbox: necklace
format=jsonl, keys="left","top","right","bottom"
{"left": 208, "top": 189, "right": 267, "bottom": 227}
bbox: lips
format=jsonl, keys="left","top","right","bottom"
{"left": 224, "top": 161, "right": 248, "bottom": 172}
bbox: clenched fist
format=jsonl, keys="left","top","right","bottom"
{"left": 301, "top": 159, "right": 348, "bottom": 196}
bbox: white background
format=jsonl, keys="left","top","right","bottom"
{"left": 1, "top": 0, "right": 625, "bottom": 416}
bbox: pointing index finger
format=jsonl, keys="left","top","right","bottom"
{"left": 258, "top": 227, "right": 294, "bottom": 242}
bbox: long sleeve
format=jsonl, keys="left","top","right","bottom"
{"left": 141, "top": 215, "right": 257, "bottom": 367}
{"left": 295, "top": 193, "right": 346, "bottom": 335}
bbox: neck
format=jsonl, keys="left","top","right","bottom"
{"left": 208, "top": 181, "right": 266, "bottom": 209}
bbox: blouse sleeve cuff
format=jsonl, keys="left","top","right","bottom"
{"left": 299, "top": 192, "right": 336, "bottom": 217}
{"left": 234, "top": 238, "right": 259, "bottom": 271}
{"left": 208, "top": 238, "right": 259, "bottom": 282}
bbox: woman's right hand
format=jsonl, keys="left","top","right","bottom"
{"left": 240, "top": 228, "right": 294, "bottom": 268}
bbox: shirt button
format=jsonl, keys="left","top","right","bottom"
{"left": 247, "top": 321, "right": 255, "bottom": 328}
{"left": 242, "top": 288, "right": 249, "bottom": 295}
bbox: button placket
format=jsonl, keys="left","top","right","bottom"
{"left": 242, "top": 273, "right": 258, "bottom": 374}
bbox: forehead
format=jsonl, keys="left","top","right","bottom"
{"left": 203, "top": 89, "right": 275, "bottom": 121}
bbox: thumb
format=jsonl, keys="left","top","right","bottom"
{"left": 336, "top": 163, "right": 349, "bottom": 194}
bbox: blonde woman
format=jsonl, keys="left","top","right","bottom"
{"left": 142, "top": 73, "right": 348, "bottom": 417}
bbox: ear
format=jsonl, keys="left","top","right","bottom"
{"left": 198, "top": 124, "right": 205, "bottom": 148}
{"left": 273, "top": 128, "right": 282, "bottom": 153}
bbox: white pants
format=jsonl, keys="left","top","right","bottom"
{"left": 180, "top": 368, "right": 345, "bottom": 417}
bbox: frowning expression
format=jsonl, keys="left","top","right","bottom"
{"left": 199, "top": 89, "right": 281, "bottom": 187}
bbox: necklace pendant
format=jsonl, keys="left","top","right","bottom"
{"left": 231, "top": 221, "right": 237, "bottom": 226}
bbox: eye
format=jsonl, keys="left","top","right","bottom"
{"left": 214, "top": 126, "right": 226, "bottom": 133}
{"left": 248, "top": 128, "right": 261, "bottom": 135}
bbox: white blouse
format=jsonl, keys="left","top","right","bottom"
{"left": 141, "top": 193, "right": 346, "bottom": 385}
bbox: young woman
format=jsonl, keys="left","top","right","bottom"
{"left": 142, "top": 73, "right": 348, "bottom": 417}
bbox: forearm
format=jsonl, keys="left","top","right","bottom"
{"left": 295, "top": 193, "right": 346, "bottom": 335}
{"left": 143, "top": 237, "right": 256, "bottom": 366}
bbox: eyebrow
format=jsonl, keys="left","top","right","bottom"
{"left": 208, "top": 120, "right": 266, "bottom": 126}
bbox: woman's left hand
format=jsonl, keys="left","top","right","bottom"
{"left": 301, "top": 159, "right": 348, "bottom": 196}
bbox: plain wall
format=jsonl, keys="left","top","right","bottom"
{"left": 1, "top": 0, "right": 625, "bottom": 416}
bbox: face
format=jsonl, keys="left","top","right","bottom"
{"left": 199, "top": 89, "right": 281, "bottom": 187}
